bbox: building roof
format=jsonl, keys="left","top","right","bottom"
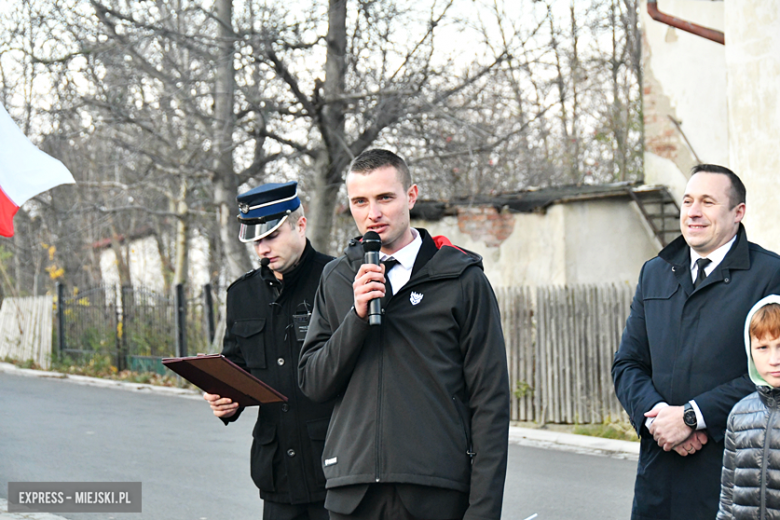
{"left": 90, "top": 225, "right": 155, "bottom": 249}
{"left": 411, "top": 182, "right": 670, "bottom": 220}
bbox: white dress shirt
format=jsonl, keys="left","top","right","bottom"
{"left": 689, "top": 234, "right": 737, "bottom": 283}
{"left": 380, "top": 228, "right": 422, "bottom": 295}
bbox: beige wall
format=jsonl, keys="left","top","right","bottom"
{"left": 562, "top": 200, "right": 660, "bottom": 285}
{"left": 416, "top": 199, "right": 659, "bottom": 288}
{"left": 641, "top": 0, "right": 727, "bottom": 188}
{"left": 725, "top": 0, "right": 780, "bottom": 252}
{"left": 417, "top": 207, "right": 565, "bottom": 288}
{"left": 100, "top": 236, "right": 165, "bottom": 289}
{"left": 99, "top": 234, "right": 211, "bottom": 290}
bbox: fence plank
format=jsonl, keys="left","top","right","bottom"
{"left": 522, "top": 287, "right": 534, "bottom": 421}
{"left": 574, "top": 287, "right": 587, "bottom": 424}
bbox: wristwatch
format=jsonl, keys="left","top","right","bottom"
{"left": 683, "top": 402, "right": 698, "bottom": 428}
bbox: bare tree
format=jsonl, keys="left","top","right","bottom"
{"left": 0, "top": 0, "right": 644, "bottom": 298}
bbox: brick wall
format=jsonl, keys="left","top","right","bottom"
{"left": 642, "top": 27, "right": 698, "bottom": 177}
{"left": 456, "top": 206, "right": 516, "bottom": 248}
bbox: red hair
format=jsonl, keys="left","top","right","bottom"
{"left": 750, "top": 303, "right": 780, "bottom": 341}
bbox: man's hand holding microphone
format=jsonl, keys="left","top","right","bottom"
{"left": 353, "top": 231, "right": 387, "bottom": 325}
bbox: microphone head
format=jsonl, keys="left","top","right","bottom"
{"left": 260, "top": 258, "right": 270, "bottom": 268}
{"left": 362, "top": 231, "right": 382, "bottom": 252}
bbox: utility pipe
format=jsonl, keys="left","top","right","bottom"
{"left": 647, "top": 0, "right": 725, "bottom": 45}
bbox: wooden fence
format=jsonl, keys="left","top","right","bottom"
{"left": 0, "top": 284, "right": 633, "bottom": 425}
{"left": 0, "top": 296, "right": 54, "bottom": 369}
{"left": 497, "top": 284, "right": 633, "bottom": 425}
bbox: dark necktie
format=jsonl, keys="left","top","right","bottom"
{"left": 694, "top": 258, "right": 712, "bottom": 290}
{"left": 382, "top": 258, "right": 399, "bottom": 299}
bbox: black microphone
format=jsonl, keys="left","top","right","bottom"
{"left": 362, "top": 231, "right": 382, "bottom": 326}
{"left": 260, "top": 258, "right": 270, "bottom": 269}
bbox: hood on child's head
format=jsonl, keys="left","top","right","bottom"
{"left": 744, "top": 294, "right": 780, "bottom": 387}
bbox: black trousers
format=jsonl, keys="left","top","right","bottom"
{"left": 262, "top": 500, "right": 329, "bottom": 520}
{"left": 327, "top": 485, "right": 463, "bottom": 520}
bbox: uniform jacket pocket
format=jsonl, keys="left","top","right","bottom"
{"left": 250, "top": 420, "right": 277, "bottom": 492}
{"left": 643, "top": 283, "right": 679, "bottom": 301}
{"left": 232, "top": 319, "right": 267, "bottom": 369}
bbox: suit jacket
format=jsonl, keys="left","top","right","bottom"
{"left": 613, "top": 225, "right": 780, "bottom": 520}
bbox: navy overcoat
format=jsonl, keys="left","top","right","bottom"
{"left": 613, "top": 225, "right": 780, "bottom": 520}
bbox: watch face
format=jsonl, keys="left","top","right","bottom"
{"left": 684, "top": 409, "right": 697, "bottom": 427}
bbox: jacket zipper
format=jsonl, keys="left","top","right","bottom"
{"left": 761, "top": 405, "right": 775, "bottom": 520}
{"left": 366, "top": 260, "right": 460, "bottom": 481}
{"left": 375, "top": 324, "right": 384, "bottom": 482}
{"left": 452, "top": 396, "right": 475, "bottom": 462}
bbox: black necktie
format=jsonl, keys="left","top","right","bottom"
{"left": 382, "top": 258, "right": 399, "bottom": 299}
{"left": 694, "top": 258, "right": 712, "bottom": 289}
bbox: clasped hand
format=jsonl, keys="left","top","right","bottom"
{"left": 645, "top": 405, "right": 708, "bottom": 456}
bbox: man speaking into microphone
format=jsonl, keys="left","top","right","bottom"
{"left": 299, "top": 149, "right": 510, "bottom": 520}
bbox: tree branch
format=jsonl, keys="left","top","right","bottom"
{"left": 262, "top": 44, "right": 316, "bottom": 117}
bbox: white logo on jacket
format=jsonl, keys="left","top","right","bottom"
{"left": 410, "top": 292, "right": 423, "bottom": 305}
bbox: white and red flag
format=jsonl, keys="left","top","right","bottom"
{"left": 0, "top": 103, "right": 75, "bottom": 237}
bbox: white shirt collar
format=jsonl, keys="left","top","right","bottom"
{"left": 689, "top": 234, "right": 737, "bottom": 275}
{"left": 380, "top": 228, "right": 421, "bottom": 268}
{"left": 380, "top": 228, "right": 422, "bottom": 294}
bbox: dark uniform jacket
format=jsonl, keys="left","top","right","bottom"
{"left": 222, "top": 241, "right": 335, "bottom": 505}
{"left": 298, "top": 230, "right": 510, "bottom": 520}
{"left": 612, "top": 225, "right": 780, "bottom": 520}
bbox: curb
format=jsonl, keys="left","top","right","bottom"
{"left": 0, "top": 362, "right": 202, "bottom": 401}
{"left": 509, "top": 426, "right": 639, "bottom": 460}
{"left": 0, "top": 361, "right": 638, "bottom": 460}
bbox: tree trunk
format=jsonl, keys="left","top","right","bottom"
{"left": 13, "top": 210, "right": 26, "bottom": 295}
{"left": 570, "top": 1, "right": 581, "bottom": 182}
{"left": 108, "top": 225, "right": 132, "bottom": 289}
{"left": 549, "top": 11, "right": 572, "bottom": 181}
{"left": 309, "top": 153, "right": 344, "bottom": 253}
{"left": 173, "top": 179, "right": 189, "bottom": 287}
{"left": 212, "top": 0, "right": 250, "bottom": 280}
{"left": 309, "top": 0, "right": 348, "bottom": 254}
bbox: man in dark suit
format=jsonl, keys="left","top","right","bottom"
{"left": 613, "top": 164, "right": 780, "bottom": 519}
{"left": 204, "top": 182, "right": 334, "bottom": 520}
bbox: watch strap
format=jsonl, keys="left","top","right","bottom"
{"left": 683, "top": 402, "right": 697, "bottom": 428}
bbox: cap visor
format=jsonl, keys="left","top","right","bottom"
{"left": 238, "top": 216, "right": 288, "bottom": 243}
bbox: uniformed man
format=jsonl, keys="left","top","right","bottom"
{"left": 204, "top": 181, "right": 334, "bottom": 520}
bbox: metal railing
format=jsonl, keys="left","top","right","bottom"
{"left": 56, "top": 283, "right": 218, "bottom": 374}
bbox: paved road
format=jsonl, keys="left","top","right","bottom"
{"left": 0, "top": 371, "right": 636, "bottom": 519}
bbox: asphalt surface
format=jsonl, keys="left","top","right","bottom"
{"left": 0, "top": 367, "right": 637, "bottom": 519}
